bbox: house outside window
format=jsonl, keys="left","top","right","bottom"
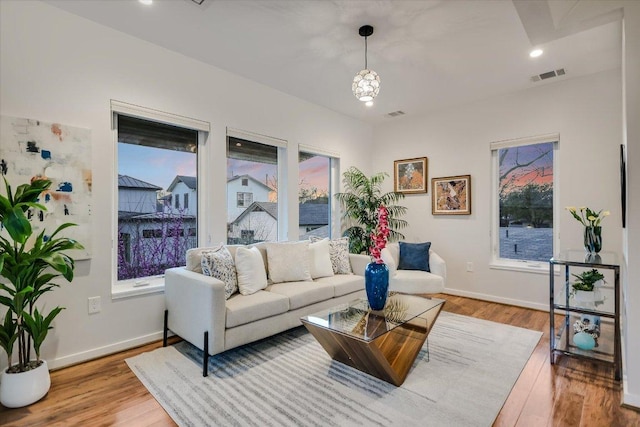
{"left": 184, "top": 193, "right": 188, "bottom": 210}
{"left": 227, "top": 131, "right": 286, "bottom": 245}
{"left": 116, "top": 112, "right": 200, "bottom": 282}
{"left": 491, "top": 134, "right": 558, "bottom": 268}
{"left": 298, "top": 151, "right": 332, "bottom": 239}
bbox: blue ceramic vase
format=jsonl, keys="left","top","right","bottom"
{"left": 365, "top": 262, "right": 389, "bottom": 311}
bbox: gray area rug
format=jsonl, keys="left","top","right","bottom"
{"left": 126, "top": 312, "right": 541, "bottom": 427}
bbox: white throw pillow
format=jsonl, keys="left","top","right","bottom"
{"left": 266, "top": 241, "right": 312, "bottom": 283}
{"left": 201, "top": 246, "right": 238, "bottom": 299}
{"left": 308, "top": 238, "right": 334, "bottom": 279}
{"left": 310, "top": 236, "right": 352, "bottom": 274}
{"left": 235, "top": 246, "right": 268, "bottom": 295}
{"left": 380, "top": 247, "right": 397, "bottom": 277}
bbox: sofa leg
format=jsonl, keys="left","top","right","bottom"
{"left": 163, "top": 310, "right": 168, "bottom": 347}
{"left": 203, "top": 331, "right": 209, "bottom": 377}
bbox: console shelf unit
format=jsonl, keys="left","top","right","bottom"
{"left": 549, "top": 250, "right": 621, "bottom": 381}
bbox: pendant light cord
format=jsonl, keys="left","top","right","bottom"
{"left": 364, "top": 36, "right": 368, "bottom": 69}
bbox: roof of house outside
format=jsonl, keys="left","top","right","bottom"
{"left": 299, "top": 225, "right": 329, "bottom": 240}
{"left": 167, "top": 175, "right": 197, "bottom": 192}
{"left": 230, "top": 201, "right": 328, "bottom": 226}
{"left": 227, "top": 174, "right": 272, "bottom": 191}
{"left": 118, "top": 174, "right": 162, "bottom": 190}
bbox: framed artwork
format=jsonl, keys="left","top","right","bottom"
{"left": 432, "top": 175, "right": 471, "bottom": 215}
{"left": 0, "top": 115, "right": 92, "bottom": 259}
{"left": 394, "top": 157, "right": 428, "bottom": 194}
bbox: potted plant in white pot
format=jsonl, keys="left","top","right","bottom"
{"left": 570, "top": 268, "right": 605, "bottom": 305}
{"left": 0, "top": 178, "right": 83, "bottom": 408}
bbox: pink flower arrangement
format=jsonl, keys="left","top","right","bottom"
{"left": 370, "top": 205, "right": 390, "bottom": 264}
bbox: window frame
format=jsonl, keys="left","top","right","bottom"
{"left": 489, "top": 133, "right": 560, "bottom": 274}
{"left": 111, "top": 100, "right": 210, "bottom": 298}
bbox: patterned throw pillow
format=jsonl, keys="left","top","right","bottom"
{"left": 310, "top": 236, "right": 352, "bottom": 274}
{"left": 201, "top": 246, "right": 238, "bottom": 299}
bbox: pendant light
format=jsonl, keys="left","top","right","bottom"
{"left": 352, "top": 25, "right": 381, "bottom": 103}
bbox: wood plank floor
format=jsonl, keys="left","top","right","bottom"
{"left": 1, "top": 294, "right": 638, "bottom": 426}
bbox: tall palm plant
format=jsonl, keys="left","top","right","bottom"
{"left": 334, "top": 167, "right": 407, "bottom": 254}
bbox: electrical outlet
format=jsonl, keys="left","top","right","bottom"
{"left": 466, "top": 262, "right": 474, "bottom": 272}
{"left": 88, "top": 296, "right": 101, "bottom": 314}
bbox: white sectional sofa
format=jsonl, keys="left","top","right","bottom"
{"left": 164, "top": 240, "right": 369, "bottom": 375}
{"left": 163, "top": 239, "right": 446, "bottom": 376}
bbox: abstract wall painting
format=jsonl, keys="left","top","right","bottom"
{"left": 394, "top": 157, "right": 428, "bottom": 194}
{"left": 432, "top": 175, "right": 471, "bottom": 215}
{"left": 0, "top": 115, "right": 92, "bottom": 259}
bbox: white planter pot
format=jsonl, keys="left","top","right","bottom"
{"left": 0, "top": 360, "right": 51, "bottom": 408}
{"left": 574, "top": 289, "right": 603, "bottom": 304}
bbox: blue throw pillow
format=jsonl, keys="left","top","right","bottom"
{"left": 398, "top": 242, "right": 431, "bottom": 272}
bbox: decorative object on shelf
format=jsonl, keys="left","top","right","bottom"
{"left": 352, "top": 25, "right": 380, "bottom": 104}
{"left": 573, "top": 331, "right": 596, "bottom": 350}
{"left": 431, "top": 175, "right": 472, "bottom": 215}
{"left": 394, "top": 157, "right": 428, "bottom": 194}
{"left": 570, "top": 268, "right": 605, "bottom": 311}
{"left": 335, "top": 166, "right": 407, "bottom": 255}
{"left": 365, "top": 205, "right": 390, "bottom": 310}
{"left": 565, "top": 206, "right": 609, "bottom": 253}
{"left": 0, "top": 178, "right": 84, "bottom": 408}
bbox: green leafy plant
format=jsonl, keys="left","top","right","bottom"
{"left": 571, "top": 268, "right": 605, "bottom": 295}
{"left": 566, "top": 206, "right": 610, "bottom": 227}
{"left": 334, "top": 167, "right": 408, "bottom": 254}
{"left": 0, "top": 178, "right": 83, "bottom": 373}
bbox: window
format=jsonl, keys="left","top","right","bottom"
{"left": 227, "top": 130, "right": 286, "bottom": 244}
{"left": 491, "top": 134, "right": 557, "bottom": 268}
{"left": 184, "top": 193, "right": 188, "bottom": 210}
{"left": 298, "top": 151, "right": 331, "bottom": 239}
{"left": 116, "top": 114, "right": 199, "bottom": 282}
{"left": 237, "top": 192, "right": 253, "bottom": 207}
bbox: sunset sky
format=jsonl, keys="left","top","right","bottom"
{"left": 499, "top": 142, "right": 553, "bottom": 190}
{"left": 118, "top": 143, "right": 329, "bottom": 192}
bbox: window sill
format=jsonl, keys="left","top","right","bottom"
{"left": 490, "top": 260, "right": 559, "bottom": 275}
{"left": 112, "top": 277, "right": 165, "bottom": 300}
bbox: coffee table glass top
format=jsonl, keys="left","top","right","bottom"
{"left": 301, "top": 294, "right": 445, "bottom": 342}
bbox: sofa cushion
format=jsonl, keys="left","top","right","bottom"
{"left": 391, "top": 270, "right": 444, "bottom": 294}
{"left": 380, "top": 247, "right": 397, "bottom": 277}
{"left": 225, "top": 291, "right": 290, "bottom": 328}
{"left": 186, "top": 244, "right": 223, "bottom": 273}
{"left": 398, "top": 242, "right": 431, "bottom": 272}
{"left": 308, "top": 238, "right": 334, "bottom": 279}
{"left": 311, "top": 236, "right": 352, "bottom": 274}
{"left": 266, "top": 241, "right": 312, "bottom": 283}
{"left": 235, "top": 246, "right": 268, "bottom": 295}
{"left": 201, "top": 247, "right": 238, "bottom": 299}
{"left": 267, "top": 281, "right": 334, "bottom": 310}
{"left": 314, "top": 274, "right": 364, "bottom": 297}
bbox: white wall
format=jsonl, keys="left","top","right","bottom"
{"left": 622, "top": 0, "right": 640, "bottom": 409}
{"left": 373, "top": 69, "right": 623, "bottom": 310}
{"left": 0, "top": 1, "right": 372, "bottom": 369}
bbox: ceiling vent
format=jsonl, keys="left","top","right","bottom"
{"left": 531, "top": 68, "right": 566, "bottom": 82}
{"left": 386, "top": 110, "right": 406, "bottom": 118}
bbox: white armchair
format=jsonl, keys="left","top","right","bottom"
{"left": 383, "top": 242, "right": 446, "bottom": 294}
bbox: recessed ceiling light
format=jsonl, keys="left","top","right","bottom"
{"left": 365, "top": 101, "right": 374, "bottom": 107}
{"left": 139, "top": 0, "right": 153, "bottom": 5}
{"left": 529, "top": 48, "right": 543, "bottom": 58}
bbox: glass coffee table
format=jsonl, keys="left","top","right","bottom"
{"left": 301, "top": 294, "right": 445, "bottom": 386}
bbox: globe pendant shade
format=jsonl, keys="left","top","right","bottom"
{"left": 352, "top": 69, "right": 380, "bottom": 102}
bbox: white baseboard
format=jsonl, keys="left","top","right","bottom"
{"left": 47, "top": 331, "right": 164, "bottom": 370}
{"left": 623, "top": 378, "right": 640, "bottom": 409}
{"left": 442, "top": 287, "right": 549, "bottom": 312}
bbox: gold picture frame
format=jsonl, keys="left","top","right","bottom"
{"left": 393, "top": 157, "right": 428, "bottom": 194}
{"left": 431, "top": 175, "right": 471, "bottom": 215}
